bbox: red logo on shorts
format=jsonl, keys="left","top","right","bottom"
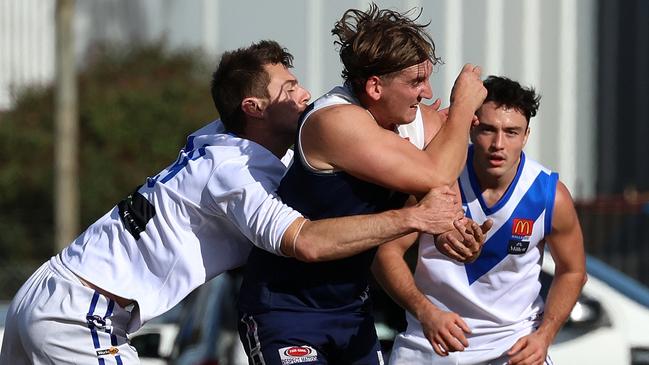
{"left": 286, "top": 346, "right": 312, "bottom": 357}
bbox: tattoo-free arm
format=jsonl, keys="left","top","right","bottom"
{"left": 507, "top": 181, "right": 587, "bottom": 364}
{"left": 282, "top": 186, "right": 463, "bottom": 262}
{"left": 535, "top": 181, "right": 587, "bottom": 341}
{"left": 372, "top": 232, "right": 472, "bottom": 356}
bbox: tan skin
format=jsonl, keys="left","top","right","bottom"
{"left": 373, "top": 101, "right": 586, "bottom": 363}
{"left": 236, "top": 62, "right": 475, "bottom": 262}
{"left": 472, "top": 103, "right": 586, "bottom": 365}
{"left": 80, "top": 62, "right": 470, "bottom": 305}
{"left": 423, "top": 102, "right": 493, "bottom": 262}
{"left": 301, "top": 62, "right": 486, "bottom": 197}
{"left": 293, "top": 62, "right": 491, "bottom": 257}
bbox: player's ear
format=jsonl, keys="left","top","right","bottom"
{"left": 364, "top": 76, "right": 382, "bottom": 101}
{"left": 522, "top": 125, "right": 530, "bottom": 147}
{"left": 241, "top": 97, "right": 267, "bottom": 119}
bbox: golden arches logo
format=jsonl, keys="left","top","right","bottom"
{"left": 512, "top": 218, "right": 534, "bottom": 236}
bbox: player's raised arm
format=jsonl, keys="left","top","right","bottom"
{"left": 300, "top": 66, "right": 485, "bottom": 199}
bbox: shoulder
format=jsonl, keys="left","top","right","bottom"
{"left": 553, "top": 181, "right": 575, "bottom": 208}
{"left": 307, "top": 104, "right": 376, "bottom": 134}
{"left": 209, "top": 147, "right": 287, "bottom": 192}
{"left": 548, "top": 180, "right": 579, "bottom": 232}
{"left": 189, "top": 119, "right": 225, "bottom": 137}
{"left": 199, "top": 136, "right": 286, "bottom": 176}
{"left": 521, "top": 154, "right": 554, "bottom": 175}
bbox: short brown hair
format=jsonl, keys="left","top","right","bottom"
{"left": 332, "top": 3, "right": 441, "bottom": 94}
{"left": 210, "top": 40, "right": 294, "bottom": 134}
{"left": 482, "top": 76, "right": 541, "bottom": 124}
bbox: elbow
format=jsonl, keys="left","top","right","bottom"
{"left": 293, "top": 239, "right": 325, "bottom": 262}
{"left": 288, "top": 220, "right": 330, "bottom": 262}
{"left": 437, "top": 175, "right": 459, "bottom": 188}
{"left": 439, "top": 163, "right": 466, "bottom": 186}
{"left": 422, "top": 167, "right": 460, "bottom": 190}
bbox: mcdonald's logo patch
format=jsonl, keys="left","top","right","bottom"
{"left": 512, "top": 218, "right": 534, "bottom": 236}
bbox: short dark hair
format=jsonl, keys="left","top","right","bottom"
{"left": 210, "top": 40, "right": 294, "bottom": 134}
{"left": 332, "top": 3, "right": 441, "bottom": 95}
{"left": 482, "top": 76, "right": 541, "bottom": 123}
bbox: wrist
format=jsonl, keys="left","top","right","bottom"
{"left": 535, "top": 321, "right": 561, "bottom": 344}
{"left": 412, "top": 298, "right": 439, "bottom": 322}
{"left": 398, "top": 205, "right": 426, "bottom": 233}
{"left": 448, "top": 103, "right": 475, "bottom": 122}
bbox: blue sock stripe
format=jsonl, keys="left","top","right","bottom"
{"left": 116, "top": 355, "right": 124, "bottom": 365}
{"left": 98, "top": 358, "right": 106, "bottom": 365}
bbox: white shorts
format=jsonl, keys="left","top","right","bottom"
{"left": 0, "top": 255, "right": 139, "bottom": 365}
{"left": 389, "top": 332, "right": 555, "bottom": 365}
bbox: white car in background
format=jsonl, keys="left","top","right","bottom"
{"left": 546, "top": 254, "right": 649, "bottom": 365}
{"left": 130, "top": 300, "right": 184, "bottom": 365}
{"left": 373, "top": 252, "right": 649, "bottom": 365}
{"left": 127, "top": 254, "right": 649, "bottom": 365}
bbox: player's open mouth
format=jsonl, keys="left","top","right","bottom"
{"left": 488, "top": 155, "right": 506, "bottom": 166}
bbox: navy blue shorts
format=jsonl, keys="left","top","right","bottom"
{"left": 238, "top": 309, "right": 383, "bottom": 365}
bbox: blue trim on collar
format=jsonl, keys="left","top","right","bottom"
{"left": 467, "top": 145, "right": 526, "bottom": 215}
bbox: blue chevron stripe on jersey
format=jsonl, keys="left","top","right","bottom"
{"left": 464, "top": 171, "right": 550, "bottom": 284}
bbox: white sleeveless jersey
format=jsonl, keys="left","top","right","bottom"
{"left": 396, "top": 146, "right": 559, "bottom": 363}
{"left": 61, "top": 120, "right": 301, "bottom": 330}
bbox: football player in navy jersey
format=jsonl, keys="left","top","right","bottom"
{"left": 237, "top": 4, "right": 491, "bottom": 365}
{"left": 0, "top": 40, "right": 467, "bottom": 365}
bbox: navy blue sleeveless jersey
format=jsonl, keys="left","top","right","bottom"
{"left": 238, "top": 103, "right": 408, "bottom": 314}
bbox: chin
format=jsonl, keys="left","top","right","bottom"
{"left": 399, "top": 113, "right": 417, "bottom": 125}
{"left": 484, "top": 167, "right": 504, "bottom": 178}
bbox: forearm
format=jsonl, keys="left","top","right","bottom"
{"left": 286, "top": 206, "right": 425, "bottom": 262}
{"left": 536, "top": 270, "right": 587, "bottom": 341}
{"left": 423, "top": 104, "right": 474, "bottom": 184}
{"left": 373, "top": 241, "right": 438, "bottom": 320}
{"left": 537, "top": 181, "right": 587, "bottom": 341}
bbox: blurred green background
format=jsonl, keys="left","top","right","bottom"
{"left": 0, "top": 43, "right": 216, "bottom": 297}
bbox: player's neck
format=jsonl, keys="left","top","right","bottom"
{"left": 241, "top": 125, "right": 293, "bottom": 159}
{"left": 473, "top": 160, "right": 520, "bottom": 207}
{"left": 356, "top": 92, "right": 393, "bottom": 130}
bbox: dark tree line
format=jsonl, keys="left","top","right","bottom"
{"left": 0, "top": 42, "right": 218, "bottom": 261}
